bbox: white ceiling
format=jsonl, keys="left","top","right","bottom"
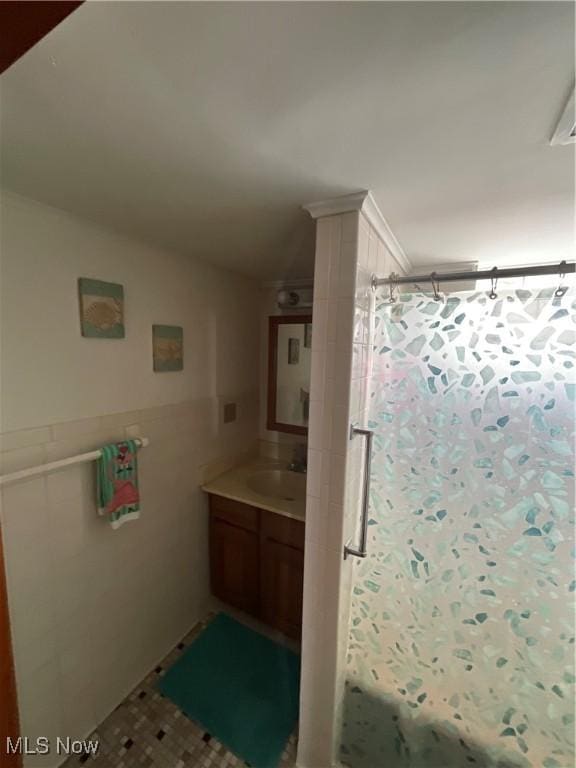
{"left": 1, "top": 1, "right": 574, "bottom": 280}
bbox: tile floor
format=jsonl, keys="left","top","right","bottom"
{"left": 63, "top": 617, "right": 297, "bottom": 768}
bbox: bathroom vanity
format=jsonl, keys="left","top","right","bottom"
{"left": 202, "top": 311, "right": 312, "bottom": 641}
{"left": 202, "top": 460, "right": 306, "bottom": 640}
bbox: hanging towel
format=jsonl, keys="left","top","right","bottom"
{"left": 97, "top": 440, "right": 141, "bottom": 529}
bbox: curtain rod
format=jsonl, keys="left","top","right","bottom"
{"left": 373, "top": 261, "right": 575, "bottom": 287}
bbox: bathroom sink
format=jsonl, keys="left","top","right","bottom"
{"left": 246, "top": 469, "right": 306, "bottom": 502}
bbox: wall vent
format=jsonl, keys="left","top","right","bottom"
{"left": 550, "top": 87, "right": 576, "bottom": 146}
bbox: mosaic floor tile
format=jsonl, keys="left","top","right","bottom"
{"left": 63, "top": 618, "right": 297, "bottom": 768}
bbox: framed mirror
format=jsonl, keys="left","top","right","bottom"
{"left": 267, "top": 315, "right": 312, "bottom": 435}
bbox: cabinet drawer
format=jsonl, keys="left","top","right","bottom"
{"left": 209, "top": 494, "right": 259, "bottom": 532}
{"left": 261, "top": 510, "right": 305, "bottom": 550}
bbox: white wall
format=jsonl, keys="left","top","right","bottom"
{"left": 0, "top": 191, "right": 260, "bottom": 766}
{"left": 0, "top": 192, "right": 259, "bottom": 431}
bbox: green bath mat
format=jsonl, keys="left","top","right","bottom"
{"left": 157, "top": 613, "right": 300, "bottom": 768}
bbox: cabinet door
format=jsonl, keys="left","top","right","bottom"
{"left": 210, "top": 516, "right": 260, "bottom": 617}
{"left": 261, "top": 537, "right": 304, "bottom": 640}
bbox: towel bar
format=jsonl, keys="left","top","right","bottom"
{"left": 0, "top": 437, "right": 149, "bottom": 487}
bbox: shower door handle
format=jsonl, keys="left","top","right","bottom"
{"left": 344, "top": 425, "right": 374, "bottom": 560}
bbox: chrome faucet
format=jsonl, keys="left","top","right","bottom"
{"left": 288, "top": 443, "right": 307, "bottom": 474}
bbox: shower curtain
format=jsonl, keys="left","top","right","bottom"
{"left": 341, "top": 287, "right": 575, "bottom": 768}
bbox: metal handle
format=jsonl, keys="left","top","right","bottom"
{"left": 344, "top": 425, "right": 374, "bottom": 560}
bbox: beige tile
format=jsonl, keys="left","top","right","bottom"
{"left": 306, "top": 449, "right": 322, "bottom": 499}
{"left": 44, "top": 428, "right": 127, "bottom": 463}
{"left": 326, "top": 299, "right": 339, "bottom": 343}
{"left": 336, "top": 297, "right": 354, "bottom": 349}
{"left": 313, "top": 219, "right": 331, "bottom": 300}
{"left": 1, "top": 474, "right": 46, "bottom": 516}
{"left": 338, "top": 241, "right": 357, "bottom": 298}
{"left": 0, "top": 426, "right": 51, "bottom": 453}
{"left": 51, "top": 416, "right": 103, "bottom": 442}
{"left": 47, "top": 497, "right": 90, "bottom": 561}
{"left": 349, "top": 378, "right": 360, "bottom": 420}
{"left": 10, "top": 585, "right": 56, "bottom": 656}
{"left": 99, "top": 410, "right": 142, "bottom": 431}
{"left": 258, "top": 440, "right": 280, "bottom": 460}
{"left": 46, "top": 464, "right": 84, "bottom": 506}
{"left": 368, "top": 228, "right": 379, "bottom": 274}
{"left": 327, "top": 452, "right": 347, "bottom": 506}
{"left": 341, "top": 211, "right": 359, "bottom": 244}
{"left": 327, "top": 501, "right": 346, "bottom": 555}
{"left": 58, "top": 625, "right": 93, "bottom": 701}
{"left": 137, "top": 403, "right": 177, "bottom": 423}
{"left": 0, "top": 444, "right": 46, "bottom": 476}
{"left": 307, "top": 398, "right": 324, "bottom": 451}
{"left": 328, "top": 246, "right": 341, "bottom": 299}
{"left": 51, "top": 554, "right": 90, "bottom": 624}
{"left": 136, "top": 416, "right": 178, "bottom": 442}
{"left": 13, "top": 628, "right": 58, "bottom": 684}
{"left": 301, "top": 540, "right": 326, "bottom": 625}
{"left": 311, "top": 299, "right": 328, "bottom": 349}
{"left": 309, "top": 342, "right": 326, "bottom": 403}
{"left": 357, "top": 216, "right": 370, "bottom": 269}
{"left": 325, "top": 341, "right": 337, "bottom": 382}
{"left": 330, "top": 404, "right": 350, "bottom": 456}
{"left": 17, "top": 660, "right": 63, "bottom": 755}
{"left": 303, "top": 494, "right": 326, "bottom": 547}
{"left": 332, "top": 345, "right": 352, "bottom": 407}
{"left": 60, "top": 685, "right": 96, "bottom": 746}
{"left": 377, "top": 236, "right": 389, "bottom": 276}
{"left": 125, "top": 423, "right": 142, "bottom": 439}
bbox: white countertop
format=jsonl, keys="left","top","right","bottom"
{"left": 201, "top": 458, "right": 306, "bottom": 522}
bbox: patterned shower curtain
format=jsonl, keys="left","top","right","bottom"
{"left": 341, "top": 288, "right": 575, "bottom": 768}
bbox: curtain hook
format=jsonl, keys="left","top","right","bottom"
{"left": 430, "top": 272, "right": 441, "bottom": 301}
{"left": 555, "top": 260, "right": 568, "bottom": 297}
{"left": 388, "top": 272, "right": 398, "bottom": 303}
{"left": 489, "top": 267, "right": 498, "bottom": 300}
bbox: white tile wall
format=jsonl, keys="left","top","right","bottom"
{"left": 0, "top": 395, "right": 258, "bottom": 768}
{"left": 298, "top": 208, "right": 407, "bottom": 768}
{"left": 297, "top": 211, "right": 357, "bottom": 768}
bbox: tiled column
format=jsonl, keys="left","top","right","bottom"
{"left": 297, "top": 192, "right": 410, "bottom": 768}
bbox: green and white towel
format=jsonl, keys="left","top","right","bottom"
{"left": 97, "top": 440, "right": 141, "bottom": 529}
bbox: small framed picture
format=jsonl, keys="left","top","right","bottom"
{"left": 78, "top": 278, "right": 125, "bottom": 338}
{"left": 288, "top": 337, "right": 300, "bottom": 365}
{"left": 304, "top": 322, "right": 312, "bottom": 348}
{"left": 153, "top": 325, "right": 183, "bottom": 371}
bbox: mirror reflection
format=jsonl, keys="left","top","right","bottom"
{"left": 276, "top": 322, "right": 311, "bottom": 427}
{"left": 267, "top": 316, "right": 312, "bottom": 434}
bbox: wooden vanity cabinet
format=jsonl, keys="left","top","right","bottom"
{"left": 208, "top": 494, "right": 305, "bottom": 639}
{"left": 260, "top": 512, "right": 305, "bottom": 639}
{"left": 209, "top": 496, "right": 260, "bottom": 616}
